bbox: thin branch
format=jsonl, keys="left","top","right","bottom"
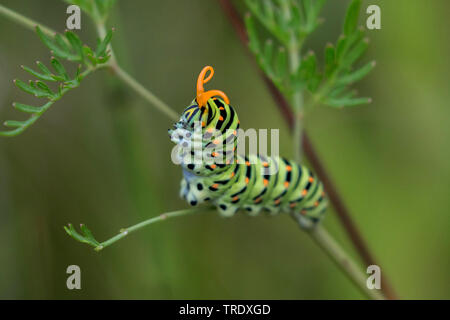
{"left": 110, "top": 64, "right": 179, "bottom": 121}
{"left": 217, "top": 0, "right": 397, "bottom": 300}
{"left": 280, "top": 3, "right": 304, "bottom": 163}
{"left": 0, "top": 4, "right": 54, "bottom": 35}
{"left": 295, "top": 218, "right": 385, "bottom": 300}
{"left": 65, "top": 206, "right": 214, "bottom": 251}
{"left": 94, "top": 20, "right": 179, "bottom": 121}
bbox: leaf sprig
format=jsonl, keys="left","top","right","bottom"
{"left": 0, "top": 26, "right": 113, "bottom": 137}
{"left": 245, "top": 0, "right": 325, "bottom": 47}
{"left": 64, "top": 223, "right": 103, "bottom": 251}
{"left": 245, "top": 0, "right": 375, "bottom": 109}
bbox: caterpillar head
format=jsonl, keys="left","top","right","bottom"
{"left": 169, "top": 66, "right": 229, "bottom": 143}
{"left": 169, "top": 66, "right": 239, "bottom": 174}
{"left": 168, "top": 99, "right": 200, "bottom": 147}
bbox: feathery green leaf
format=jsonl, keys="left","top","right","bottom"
{"left": 65, "top": 30, "right": 84, "bottom": 61}
{"left": 2, "top": 24, "right": 114, "bottom": 137}
{"left": 343, "top": 0, "right": 361, "bottom": 36}
{"left": 337, "top": 61, "right": 376, "bottom": 86}
{"left": 14, "top": 79, "right": 36, "bottom": 95}
{"left": 3, "top": 120, "right": 26, "bottom": 128}
{"left": 13, "top": 103, "right": 43, "bottom": 113}
{"left": 21, "top": 65, "right": 55, "bottom": 81}
{"left": 51, "top": 57, "right": 69, "bottom": 81}
{"left": 95, "top": 28, "right": 113, "bottom": 57}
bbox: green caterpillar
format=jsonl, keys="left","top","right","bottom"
{"left": 169, "top": 66, "right": 327, "bottom": 228}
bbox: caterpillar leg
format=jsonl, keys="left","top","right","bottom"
{"left": 215, "top": 201, "right": 238, "bottom": 217}
{"left": 180, "top": 178, "right": 189, "bottom": 200}
{"left": 180, "top": 178, "right": 200, "bottom": 206}
{"left": 180, "top": 178, "right": 213, "bottom": 207}
{"left": 295, "top": 196, "right": 328, "bottom": 228}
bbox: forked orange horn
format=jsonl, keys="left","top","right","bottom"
{"left": 196, "top": 66, "right": 230, "bottom": 108}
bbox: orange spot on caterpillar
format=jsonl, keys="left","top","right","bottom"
{"left": 290, "top": 203, "right": 297, "bottom": 208}
{"left": 262, "top": 162, "right": 269, "bottom": 168}
{"left": 263, "top": 179, "right": 269, "bottom": 186}
{"left": 309, "top": 177, "right": 314, "bottom": 183}
{"left": 254, "top": 197, "right": 262, "bottom": 204}
{"left": 286, "top": 165, "right": 292, "bottom": 172}
{"left": 302, "top": 189, "right": 308, "bottom": 196}
{"left": 210, "top": 164, "right": 217, "bottom": 169}
{"left": 274, "top": 199, "right": 281, "bottom": 205}
{"left": 284, "top": 181, "right": 289, "bottom": 188}
{"left": 219, "top": 107, "right": 224, "bottom": 110}
{"left": 230, "top": 172, "right": 235, "bottom": 178}
{"left": 201, "top": 121, "right": 206, "bottom": 127}
{"left": 212, "top": 152, "right": 218, "bottom": 157}
{"left": 232, "top": 196, "right": 239, "bottom": 201}
{"left": 219, "top": 116, "right": 224, "bottom": 121}
{"left": 245, "top": 177, "right": 249, "bottom": 184}
{"left": 213, "top": 139, "right": 220, "bottom": 144}
{"left": 207, "top": 127, "right": 213, "bottom": 133}
{"left": 212, "top": 184, "right": 219, "bottom": 189}
{"left": 301, "top": 209, "right": 307, "bottom": 215}
{"left": 245, "top": 161, "right": 250, "bottom": 166}
{"left": 314, "top": 201, "right": 319, "bottom": 207}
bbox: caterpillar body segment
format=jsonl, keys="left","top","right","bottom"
{"left": 169, "top": 66, "right": 328, "bottom": 227}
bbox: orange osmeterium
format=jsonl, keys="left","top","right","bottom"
{"left": 196, "top": 66, "right": 230, "bottom": 108}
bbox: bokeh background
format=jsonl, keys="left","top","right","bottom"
{"left": 0, "top": 0, "right": 449, "bottom": 299}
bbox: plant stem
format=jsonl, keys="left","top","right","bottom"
{"left": 95, "top": 206, "right": 213, "bottom": 251}
{"left": 281, "top": 2, "right": 304, "bottom": 163}
{"left": 217, "top": 0, "right": 398, "bottom": 299}
{"left": 110, "top": 64, "right": 179, "bottom": 121}
{"left": 0, "top": 4, "right": 54, "bottom": 35}
{"left": 289, "top": 42, "right": 303, "bottom": 162}
{"left": 296, "top": 218, "right": 385, "bottom": 300}
{"left": 95, "top": 20, "right": 179, "bottom": 121}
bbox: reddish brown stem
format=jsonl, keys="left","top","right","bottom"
{"left": 218, "top": 0, "right": 397, "bottom": 300}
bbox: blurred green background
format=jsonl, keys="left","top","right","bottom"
{"left": 0, "top": 0, "right": 449, "bottom": 299}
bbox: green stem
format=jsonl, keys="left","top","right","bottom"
{"left": 95, "top": 19, "right": 178, "bottom": 121}
{"left": 291, "top": 88, "right": 303, "bottom": 162}
{"left": 281, "top": 2, "right": 304, "bottom": 163}
{"left": 294, "top": 215, "right": 386, "bottom": 300}
{"left": 0, "top": 4, "right": 55, "bottom": 35}
{"left": 95, "top": 206, "right": 213, "bottom": 251}
{"left": 289, "top": 49, "right": 304, "bottom": 163}
{"left": 110, "top": 64, "right": 179, "bottom": 121}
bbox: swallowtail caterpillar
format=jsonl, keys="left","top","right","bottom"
{"left": 169, "top": 66, "right": 327, "bottom": 228}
